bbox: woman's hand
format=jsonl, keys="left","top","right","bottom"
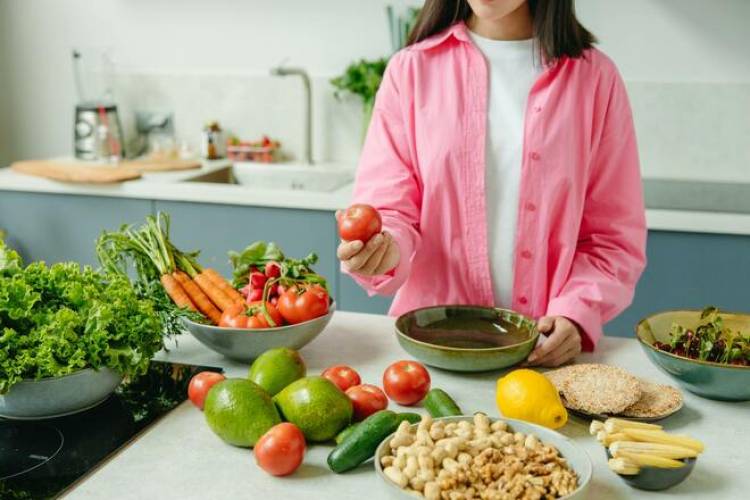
{"left": 337, "top": 231, "right": 400, "bottom": 276}
{"left": 525, "top": 316, "right": 583, "bottom": 367}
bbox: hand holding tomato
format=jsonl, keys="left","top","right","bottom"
{"left": 254, "top": 423, "right": 306, "bottom": 476}
{"left": 188, "top": 371, "right": 226, "bottom": 410}
{"left": 337, "top": 231, "right": 400, "bottom": 277}
{"left": 322, "top": 365, "right": 361, "bottom": 392}
{"left": 383, "top": 361, "right": 431, "bottom": 406}
{"left": 346, "top": 384, "right": 388, "bottom": 421}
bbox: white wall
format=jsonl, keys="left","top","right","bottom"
{"left": 0, "top": 0, "right": 748, "bottom": 181}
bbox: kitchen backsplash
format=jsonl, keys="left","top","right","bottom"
{"left": 114, "top": 71, "right": 749, "bottom": 182}
{"left": 114, "top": 71, "right": 364, "bottom": 166}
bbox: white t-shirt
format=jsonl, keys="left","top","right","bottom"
{"left": 468, "top": 31, "right": 543, "bottom": 308}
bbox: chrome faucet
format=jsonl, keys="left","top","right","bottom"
{"left": 270, "top": 65, "right": 313, "bottom": 165}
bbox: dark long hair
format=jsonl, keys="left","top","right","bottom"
{"left": 407, "top": 0, "right": 596, "bottom": 61}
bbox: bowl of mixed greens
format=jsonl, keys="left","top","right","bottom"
{"left": 636, "top": 307, "right": 750, "bottom": 401}
{"left": 0, "top": 240, "right": 166, "bottom": 419}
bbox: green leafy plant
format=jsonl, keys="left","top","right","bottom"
{"left": 330, "top": 58, "right": 388, "bottom": 137}
{"left": 0, "top": 239, "right": 165, "bottom": 394}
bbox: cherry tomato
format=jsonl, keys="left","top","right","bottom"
{"left": 254, "top": 423, "right": 306, "bottom": 476}
{"left": 338, "top": 204, "right": 382, "bottom": 242}
{"left": 345, "top": 384, "right": 388, "bottom": 421}
{"left": 382, "top": 360, "right": 431, "bottom": 406}
{"left": 277, "top": 285, "right": 329, "bottom": 325}
{"left": 220, "top": 302, "right": 283, "bottom": 329}
{"left": 187, "top": 371, "right": 226, "bottom": 410}
{"left": 321, "top": 365, "right": 361, "bottom": 392}
{"left": 219, "top": 303, "right": 250, "bottom": 328}
{"left": 247, "top": 301, "right": 284, "bottom": 328}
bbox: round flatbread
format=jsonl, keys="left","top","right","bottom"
{"left": 544, "top": 366, "right": 577, "bottom": 392}
{"left": 619, "top": 380, "right": 683, "bottom": 419}
{"left": 550, "top": 364, "right": 642, "bottom": 415}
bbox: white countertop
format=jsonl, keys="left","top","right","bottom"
{"left": 64, "top": 311, "right": 750, "bottom": 500}
{"left": 1, "top": 165, "right": 749, "bottom": 234}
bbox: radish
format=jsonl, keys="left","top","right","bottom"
{"left": 250, "top": 272, "right": 268, "bottom": 289}
{"left": 265, "top": 262, "right": 281, "bottom": 278}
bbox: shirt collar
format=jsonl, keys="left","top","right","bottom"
{"left": 410, "top": 22, "right": 472, "bottom": 51}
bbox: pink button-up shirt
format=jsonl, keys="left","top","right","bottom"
{"left": 347, "top": 23, "right": 647, "bottom": 350}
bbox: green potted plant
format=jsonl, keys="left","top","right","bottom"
{"left": 331, "top": 6, "right": 420, "bottom": 139}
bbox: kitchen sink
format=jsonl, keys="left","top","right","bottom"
{"left": 231, "top": 161, "right": 353, "bottom": 192}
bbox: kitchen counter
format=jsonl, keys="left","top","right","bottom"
{"left": 65, "top": 311, "right": 749, "bottom": 500}
{"left": 1, "top": 165, "right": 749, "bottom": 235}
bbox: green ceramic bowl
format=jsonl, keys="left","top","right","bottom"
{"left": 636, "top": 310, "right": 750, "bottom": 401}
{"left": 395, "top": 306, "right": 539, "bottom": 372}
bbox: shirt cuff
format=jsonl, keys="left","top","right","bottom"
{"left": 343, "top": 218, "right": 416, "bottom": 297}
{"left": 546, "top": 296, "right": 602, "bottom": 352}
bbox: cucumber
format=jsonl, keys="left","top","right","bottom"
{"left": 423, "top": 388, "right": 462, "bottom": 418}
{"left": 334, "top": 423, "right": 360, "bottom": 445}
{"left": 334, "top": 412, "right": 420, "bottom": 445}
{"left": 397, "top": 412, "right": 422, "bottom": 425}
{"left": 328, "top": 410, "right": 405, "bottom": 473}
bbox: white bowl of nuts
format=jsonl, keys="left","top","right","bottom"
{"left": 375, "top": 414, "right": 592, "bottom": 500}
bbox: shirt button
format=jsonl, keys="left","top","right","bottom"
{"left": 521, "top": 250, "right": 533, "bottom": 259}
{"left": 519, "top": 296, "right": 528, "bottom": 305}
{"left": 525, "top": 202, "right": 537, "bottom": 212}
{"left": 530, "top": 152, "right": 541, "bottom": 161}
{"left": 534, "top": 105, "right": 542, "bottom": 113}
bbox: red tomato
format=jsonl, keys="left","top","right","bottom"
{"left": 382, "top": 361, "right": 431, "bottom": 406}
{"left": 345, "top": 384, "right": 388, "bottom": 421}
{"left": 219, "top": 302, "right": 283, "bottom": 329}
{"left": 187, "top": 371, "right": 226, "bottom": 410}
{"left": 219, "top": 303, "right": 250, "bottom": 328}
{"left": 254, "top": 423, "right": 306, "bottom": 476}
{"left": 321, "top": 365, "right": 361, "bottom": 392}
{"left": 338, "top": 204, "right": 382, "bottom": 242}
{"left": 247, "top": 301, "right": 284, "bottom": 328}
{"left": 277, "top": 285, "right": 329, "bottom": 325}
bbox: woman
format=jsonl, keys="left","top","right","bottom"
{"left": 337, "top": 0, "right": 647, "bottom": 367}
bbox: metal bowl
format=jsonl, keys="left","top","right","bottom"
{"left": 395, "top": 306, "right": 539, "bottom": 372}
{"left": 0, "top": 368, "right": 123, "bottom": 420}
{"left": 636, "top": 309, "right": 750, "bottom": 401}
{"left": 182, "top": 302, "right": 335, "bottom": 363}
{"left": 375, "top": 416, "right": 592, "bottom": 499}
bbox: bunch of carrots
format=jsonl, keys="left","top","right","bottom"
{"left": 97, "top": 212, "right": 242, "bottom": 325}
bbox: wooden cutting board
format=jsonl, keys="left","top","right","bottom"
{"left": 11, "top": 158, "right": 202, "bottom": 184}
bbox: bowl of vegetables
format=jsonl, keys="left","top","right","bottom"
{"left": 0, "top": 240, "right": 165, "bottom": 420}
{"left": 636, "top": 307, "right": 750, "bottom": 401}
{"left": 181, "top": 241, "right": 334, "bottom": 362}
{"left": 394, "top": 306, "right": 539, "bottom": 372}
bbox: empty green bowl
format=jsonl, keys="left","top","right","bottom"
{"left": 394, "top": 306, "right": 539, "bottom": 372}
{"left": 636, "top": 309, "right": 750, "bottom": 401}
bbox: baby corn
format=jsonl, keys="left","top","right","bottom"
{"left": 608, "top": 457, "right": 640, "bottom": 475}
{"left": 610, "top": 440, "right": 698, "bottom": 459}
{"left": 597, "top": 431, "right": 628, "bottom": 447}
{"left": 614, "top": 450, "right": 685, "bottom": 469}
{"left": 604, "top": 418, "right": 662, "bottom": 434}
{"left": 589, "top": 420, "right": 605, "bottom": 435}
{"left": 622, "top": 428, "right": 705, "bottom": 453}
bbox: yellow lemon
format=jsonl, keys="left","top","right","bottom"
{"left": 496, "top": 369, "right": 568, "bottom": 429}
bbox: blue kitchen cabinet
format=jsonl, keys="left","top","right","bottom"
{"left": 336, "top": 272, "right": 393, "bottom": 315}
{"left": 606, "top": 230, "right": 750, "bottom": 337}
{"left": 0, "top": 192, "right": 151, "bottom": 266}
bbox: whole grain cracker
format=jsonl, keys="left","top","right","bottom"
{"left": 618, "top": 380, "right": 683, "bottom": 418}
{"left": 553, "top": 364, "right": 642, "bottom": 415}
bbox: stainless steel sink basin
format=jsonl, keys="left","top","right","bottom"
{"left": 231, "top": 161, "right": 353, "bottom": 192}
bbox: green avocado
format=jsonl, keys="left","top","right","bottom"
{"left": 273, "top": 376, "right": 353, "bottom": 442}
{"left": 204, "top": 378, "right": 281, "bottom": 447}
{"left": 248, "top": 347, "right": 306, "bottom": 396}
